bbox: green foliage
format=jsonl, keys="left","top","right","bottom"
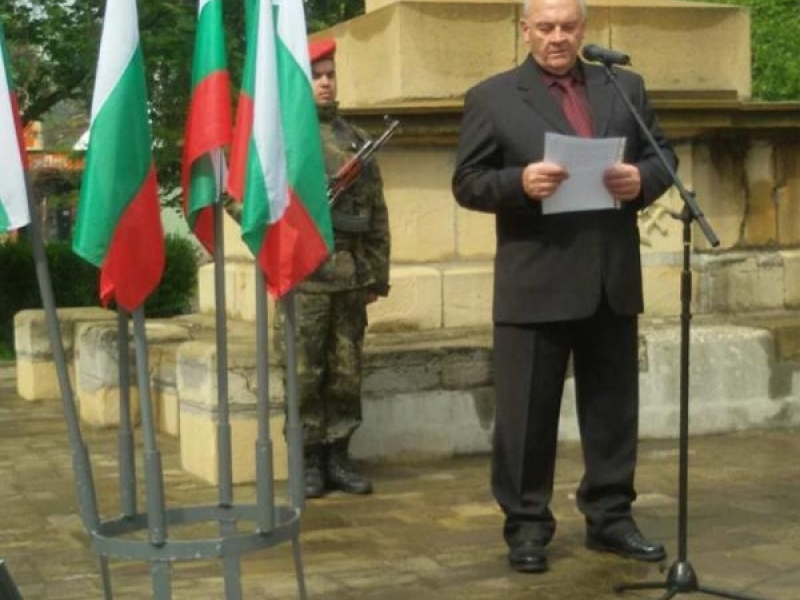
{"left": 0, "top": 0, "right": 247, "bottom": 194}
{"left": 0, "top": 238, "right": 98, "bottom": 355}
{"left": 0, "top": 235, "right": 199, "bottom": 357}
{"left": 684, "top": 0, "right": 800, "bottom": 101}
{"left": 0, "top": 240, "right": 40, "bottom": 350}
{"left": 1, "top": 0, "right": 366, "bottom": 193}
{"left": 145, "top": 235, "right": 199, "bottom": 318}
{"left": 306, "top": 0, "right": 365, "bottom": 32}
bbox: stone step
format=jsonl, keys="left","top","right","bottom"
{"left": 13, "top": 308, "right": 800, "bottom": 486}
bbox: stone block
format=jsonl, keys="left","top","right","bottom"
{"left": 75, "top": 320, "right": 191, "bottom": 428}
{"left": 637, "top": 324, "right": 790, "bottom": 437}
{"left": 743, "top": 140, "right": 778, "bottom": 246}
{"left": 150, "top": 342, "right": 181, "bottom": 436}
{"left": 177, "top": 341, "right": 288, "bottom": 484}
{"left": 642, "top": 258, "right": 683, "bottom": 317}
{"left": 332, "top": 2, "right": 519, "bottom": 107}
{"left": 14, "top": 307, "right": 116, "bottom": 401}
{"left": 179, "top": 409, "right": 286, "bottom": 485}
{"left": 638, "top": 142, "right": 692, "bottom": 256}
{"left": 692, "top": 141, "right": 747, "bottom": 251}
{"left": 777, "top": 145, "right": 800, "bottom": 245}
{"left": 222, "top": 211, "right": 252, "bottom": 259}
{"left": 368, "top": 265, "right": 442, "bottom": 331}
{"left": 380, "top": 147, "right": 457, "bottom": 262}
{"left": 348, "top": 0, "right": 749, "bottom": 104}
{"left": 695, "top": 251, "right": 786, "bottom": 314}
{"left": 783, "top": 250, "right": 800, "bottom": 308}
{"left": 442, "top": 265, "right": 493, "bottom": 328}
{"left": 455, "top": 205, "right": 496, "bottom": 259}
{"left": 607, "top": 3, "right": 750, "bottom": 98}
{"left": 363, "top": 345, "right": 443, "bottom": 396}
{"left": 197, "top": 260, "right": 276, "bottom": 323}
{"left": 351, "top": 388, "right": 495, "bottom": 460}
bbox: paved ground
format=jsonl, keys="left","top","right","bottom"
{"left": 2, "top": 365, "right": 800, "bottom": 600}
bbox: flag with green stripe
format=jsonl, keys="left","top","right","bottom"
{"left": 228, "top": 0, "right": 332, "bottom": 298}
{"left": 0, "top": 21, "right": 30, "bottom": 233}
{"left": 181, "top": 0, "right": 232, "bottom": 254}
{"left": 73, "top": 0, "right": 164, "bottom": 312}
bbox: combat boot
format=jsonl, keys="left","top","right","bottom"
{"left": 326, "top": 440, "right": 373, "bottom": 495}
{"left": 304, "top": 446, "right": 326, "bottom": 499}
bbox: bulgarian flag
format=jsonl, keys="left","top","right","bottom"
{"left": 0, "top": 22, "right": 30, "bottom": 233}
{"left": 72, "top": 0, "right": 165, "bottom": 312}
{"left": 181, "top": 0, "right": 232, "bottom": 255}
{"left": 228, "top": 0, "right": 332, "bottom": 298}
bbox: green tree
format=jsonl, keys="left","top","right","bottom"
{"left": 1, "top": 0, "right": 247, "bottom": 191}
{"left": 307, "top": 0, "right": 365, "bottom": 32}
{"left": 1, "top": 0, "right": 360, "bottom": 192}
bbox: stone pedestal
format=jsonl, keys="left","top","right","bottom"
{"left": 176, "top": 341, "right": 288, "bottom": 484}
{"left": 14, "top": 307, "right": 116, "bottom": 400}
{"left": 75, "top": 320, "right": 191, "bottom": 428}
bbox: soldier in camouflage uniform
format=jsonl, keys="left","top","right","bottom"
{"left": 280, "top": 38, "right": 390, "bottom": 498}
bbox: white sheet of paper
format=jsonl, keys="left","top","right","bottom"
{"left": 541, "top": 132, "right": 627, "bottom": 215}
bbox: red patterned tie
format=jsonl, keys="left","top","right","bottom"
{"left": 556, "top": 78, "right": 593, "bottom": 138}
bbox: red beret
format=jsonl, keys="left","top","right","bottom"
{"left": 308, "top": 38, "right": 336, "bottom": 63}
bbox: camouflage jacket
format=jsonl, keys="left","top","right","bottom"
{"left": 298, "top": 103, "right": 391, "bottom": 295}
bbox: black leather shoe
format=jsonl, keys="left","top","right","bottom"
{"left": 586, "top": 528, "right": 666, "bottom": 562}
{"left": 326, "top": 455, "right": 373, "bottom": 495}
{"left": 508, "top": 542, "right": 548, "bottom": 573}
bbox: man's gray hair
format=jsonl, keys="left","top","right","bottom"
{"left": 521, "top": 0, "right": 588, "bottom": 20}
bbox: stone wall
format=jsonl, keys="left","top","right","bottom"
{"left": 198, "top": 0, "right": 800, "bottom": 330}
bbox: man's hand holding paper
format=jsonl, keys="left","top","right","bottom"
{"left": 602, "top": 162, "right": 642, "bottom": 202}
{"left": 528, "top": 132, "right": 628, "bottom": 215}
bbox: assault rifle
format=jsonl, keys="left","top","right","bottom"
{"left": 327, "top": 116, "right": 400, "bottom": 207}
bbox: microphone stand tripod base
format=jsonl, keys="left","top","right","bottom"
{"left": 614, "top": 560, "right": 698, "bottom": 595}
{"left": 614, "top": 560, "right": 775, "bottom": 600}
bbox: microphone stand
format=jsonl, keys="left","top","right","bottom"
{"left": 593, "top": 58, "right": 774, "bottom": 600}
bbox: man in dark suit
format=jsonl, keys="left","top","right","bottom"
{"left": 452, "top": 0, "right": 677, "bottom": 574}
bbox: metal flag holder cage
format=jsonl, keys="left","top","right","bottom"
{"left": 27, "top": 182, "right": 310, "bottom": 600}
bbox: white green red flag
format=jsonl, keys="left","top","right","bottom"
{"left": 181, "top": 0, "right": 232, "bottom": 255}
{"left": 0, "top": 22, "right": 30, "bottom": 233}
{"left": 228, "top": 0, "right": 332, "bottom": 298}
{"left": 72, "top": 0, "right": 164, "bottom": 312}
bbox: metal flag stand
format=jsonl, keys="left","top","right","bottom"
{"left": 26, "top": 178, "right": 308, "bottom": 598}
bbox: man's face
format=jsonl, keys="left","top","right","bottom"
{"left": 311, "top": 58, "right": 337, "bottom": 106}
{"left": 520, "top": 0, "right": 585, "bottom": 76}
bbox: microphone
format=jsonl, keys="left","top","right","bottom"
{"left": 581, "top": 44, "right": 631, "bottom": 66}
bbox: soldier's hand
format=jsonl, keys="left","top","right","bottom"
{"left": 365, "top": 292, "right": 378, "bottom": 304}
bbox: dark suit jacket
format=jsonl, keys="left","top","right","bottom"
{"left": 452, "top": 56, "right": 677, "bottom": 324}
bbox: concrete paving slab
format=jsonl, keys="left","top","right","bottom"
{"left": 1, "top": 363, "right": 800, "bottom": 600}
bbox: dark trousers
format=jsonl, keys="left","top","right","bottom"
{"left": 491, "top": 299, "right": 639, "bottom": 547}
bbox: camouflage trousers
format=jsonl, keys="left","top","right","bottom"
{"left": 275, "top": 288, "right": 368, "bottom": 448}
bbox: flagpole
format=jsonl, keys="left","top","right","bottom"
{"left": 214, "top": 199, "right": 234, "bottom": 506}
{"left": 281, "top": 291, "right": 305, "bottom": 511}
{"left": 213, "top": 190, "right": 244, "bottom": 600}
{"left": 22, "top": 174, "right": 113, "bottom": 598}
{"left": 130, "top": 308, "right": 173, "bottom": 597}
{"left": 281, "top": 289, "right": 310, "bottom": 600}
{"left": 116, "top": 309, "right": 138, "bottom": 518}
{"left": 254, "top": 270, "right": 275, "bottom": 531}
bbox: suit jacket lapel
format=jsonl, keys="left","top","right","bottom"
{"left": 516, "top": 55, "right": 574, "bottom": 135}
{"left": 583, "top": 62, "right": 615, "bottom": 138}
